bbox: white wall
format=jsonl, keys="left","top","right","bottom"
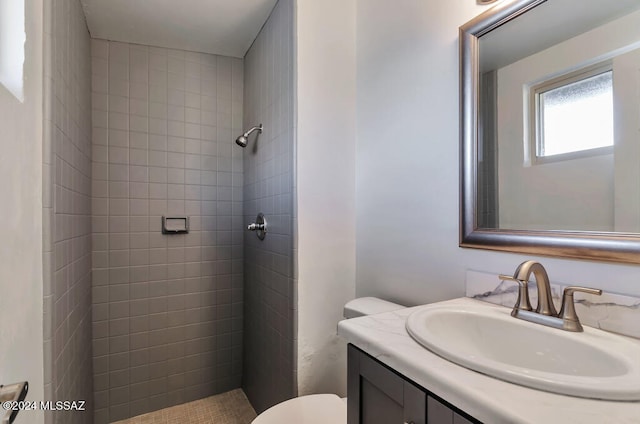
{"left": 356, "top": 0, "right": 480, "bottom": 305}
{"left": 0, "top": 0, "right": 44, "bottom": 422}
{"left": 296, "top": 0, "right": 357, "bottom": 397}
{"left": 355, "top": 0, "right": 640, "bottom": 314}
{"left": 614, "top": 47, "right": 640, "bottom": 233}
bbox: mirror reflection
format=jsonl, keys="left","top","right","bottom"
{"left": 476, "top": 0, "right": 640, "bottom": 233}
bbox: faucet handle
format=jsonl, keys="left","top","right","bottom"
{"left": 558, "top": 286, "right": 602, "bottom": 332}
{"left": 499, "top": 274, "right": 533, "bottom": 313}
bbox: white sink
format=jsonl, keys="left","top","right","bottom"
{"left": 405, "top": 303, "right": 640, "bottom": 400}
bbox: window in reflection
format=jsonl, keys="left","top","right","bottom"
{"left": 533, "top": 67, "right": 613, "bottom": 162}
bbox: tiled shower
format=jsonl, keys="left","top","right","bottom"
{"left": 90, "top": 40, "right": 245, "bottom": 422}
{"left": 41, "top": 0, "right": 296, "bottom": 423}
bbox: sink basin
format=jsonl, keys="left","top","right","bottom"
{"left": 405, "top": 303, "right": 640, "bottom": 400}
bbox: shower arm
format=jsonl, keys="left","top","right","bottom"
{"left": 244, "top": 124, "right": 263, "bottom": 137}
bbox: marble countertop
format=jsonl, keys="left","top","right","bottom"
{"left": 337, "top": 297, "right": 640, "bottom": 424}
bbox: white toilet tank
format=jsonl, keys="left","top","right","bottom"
{"left": 343, "top": 297, "right": 404, "bottom": 319}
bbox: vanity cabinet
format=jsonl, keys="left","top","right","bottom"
{"left": 348, "top": 345, "right": 479, "bottom": 424}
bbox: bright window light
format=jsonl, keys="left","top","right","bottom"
{"left": 535, "top": 70, "right": 613, "bottom": 159}
{"left": 0, "top": 0, "right": 25, "bottom": 102}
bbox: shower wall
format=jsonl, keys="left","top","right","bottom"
{"left": 242, "top": 0, "right": 297, "bottom": 413}
{"left": 90, "top": 40, "right": 245, "bottom": 423}
{"left": 42, "top": 0, "right": 94, "bottom": 423}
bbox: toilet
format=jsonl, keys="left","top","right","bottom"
{"left": 252, "top": 297, "right": 405, "bottom": 424}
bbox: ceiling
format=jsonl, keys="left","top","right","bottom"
{"left": 80, "top": 0, "right": 278, "bottom": 58}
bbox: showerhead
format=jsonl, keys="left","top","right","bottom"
{"left": 235, "top": 124, "right": 263, "bottom": 148}
{"left": 235, "top": 135, "right": 248, "bottom": 148}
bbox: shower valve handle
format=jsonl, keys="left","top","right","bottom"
{"left": 247, "top": 223, "right": 265, "bottom": 231}
{"left": 247, "top": 213, "right": 267, "bottom": 240}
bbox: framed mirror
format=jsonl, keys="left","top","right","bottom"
{"left": 460, "top": 0, "right": 640, "bottom": 263}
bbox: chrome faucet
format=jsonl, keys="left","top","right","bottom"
{"left": 499, "top": 261, "right": 602, "bottom": 332}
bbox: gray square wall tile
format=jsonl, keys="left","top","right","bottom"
{"left": 241, "top": 0, "right": 296, "bottom": 415}
{"left": 43, "top": 0, "right": 94, "bottom": 423}
{"left": 91, "top": 38, "right": 245, "bottom": 422}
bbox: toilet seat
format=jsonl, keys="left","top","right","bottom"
{"left": 251, "top": 394, "right": 346, "bottom": 424}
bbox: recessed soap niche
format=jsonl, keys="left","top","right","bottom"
{"left": 161, "top": 216, "right": 190, "bottom": 234}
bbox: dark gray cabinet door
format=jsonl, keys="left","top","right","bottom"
{"left": 348, "top": 345, "right": 426, "bottom": 424}
{"left": 427, "top": 396, "right": 474, "bottom": 424}
{"left": 428, "top": 396, "right": 453, "bottom": 423}
{"left": 347, "top": 344, "right": 480, "bottom": 424}
{"left": 454, "top": 413, "right": 474, "bottom": 424}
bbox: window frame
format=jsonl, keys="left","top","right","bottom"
{"left": 528, "top": 61, "right": 614, "bottom": 165}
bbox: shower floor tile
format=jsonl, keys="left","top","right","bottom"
{"left": 112, "top": 389, "right": 257, "bottom": 424}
